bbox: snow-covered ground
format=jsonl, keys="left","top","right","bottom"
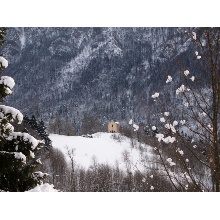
{"left": 49, "top": 132, "right": 153, "bottom": 171}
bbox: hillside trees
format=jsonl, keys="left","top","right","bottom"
{"left": 48, "top": 116, "right": 77, "bottom": 135}
{"left": 0, "top": 28, "right": 48, "bottom": 191}
{"left": 151, "top": 27, "right": 220, "bottom": 191}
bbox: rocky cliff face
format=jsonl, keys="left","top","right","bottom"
{"left": 2, "top": 27, "right": 197, "bottom": 129}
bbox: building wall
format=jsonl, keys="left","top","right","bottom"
{"left": 108, "top": 121, "right": 119, "bottom": 133}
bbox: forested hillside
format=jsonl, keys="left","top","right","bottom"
{"left": 3, "top": 28, "right": 201, "bottom": 133}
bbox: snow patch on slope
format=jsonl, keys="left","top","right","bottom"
{"left": 49, "top": 132, "right": 153, "bottom": 172}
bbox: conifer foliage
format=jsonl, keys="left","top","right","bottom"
{"left": 23, "top": 115, "right": 52, "bottom": 149}
{"left": 0, "top": 28, "right": 48, "bottom": 192}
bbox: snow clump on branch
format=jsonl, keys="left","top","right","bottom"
{"left": 156, "top": 133, "right": 176, "bottom": 143}
{"left": 0, "top": 56, "right": 8, "bottom": 68}
{"left": 180, "top": 120, "right": 186, "bottom": 125}
{"left": 152, "top": 92, "right": 159, "bottom": 99}
{"left": 129, "top": 119, "right": 133, "bottom": 125}
{"left": 164, "top": 112, "right": 169, "bottom": 116}
{"left": 165, "top": 123, "right": 176, "bottom": 133}
{"left": 152, "top": 126, "right": 156, "bottom": 130}
{"left": 0, "top": 76, "right": 15, "bottom": 90}
{"left": 190, "top": 76, "right": 195, "bottom": 82}
{"left": 0, "top": 105, "right": 23, "bottom": 124}
{"left": 167, "top": 158, "right": 176, "bottom": 166}
{"left": 133, "top": 123, "right": 139, "bottom": 131}
{"left": 176, "top": 85, "right": 186, "bottom": 94}
{"left": 160, "top": 117, "right": 165, "bottom": 123}
{"left": 192, "top": 32, "right": 196, "bottom": 40}
{"left": 166, "top": 75, "right": 172, "bottom": 83}
{"left": 184, "top": 70, "right": 190, "bottom": 76}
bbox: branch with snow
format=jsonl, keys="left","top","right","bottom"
{"left": 133, "top": 123, "right": 139, "bottom": 131}
{"left": 0, "top": 105, "right": 23, "bottom": 124}
{"left": 6, "top": 132, "right": 44, "bottom": 150}
{"left": 184, "top": 70, "right": 190, "bottom": 76}
{"left": 166, "top": 158, "right": 176, "bottom": 166}
{"left": 0, "top": 56, "right": 8, "bottom": 68}
{"left": 176, "top": 85, "right": 186, "bottom": 94}
{"left": 192, "top": 32, "right": 196, "bottom": 40}
{"left": 152, "top": 92, "right": 159, "bottom": 99}
{"left": 166, "top": 75, "right": 172, "bottom": 83}
{"left": 155, "top": 133, "right": 176, "bottom": 143}
{"left": 0, "top": 76, "right": 15, "bottom": 90}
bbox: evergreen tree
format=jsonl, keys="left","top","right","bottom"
{"left": 23, "top": 115, "right": 52, "bottom": 149}
{"left": 0, "top": 28, "right": 47, "bottom": 192}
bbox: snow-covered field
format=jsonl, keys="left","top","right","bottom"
{"left": 49, "top": 132, "right": 153, "bottom": 171}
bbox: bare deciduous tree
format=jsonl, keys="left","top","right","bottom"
{"left": 151, "top": 27, "right": 220, "bottom": 191}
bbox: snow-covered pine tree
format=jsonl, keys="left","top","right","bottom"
{"left": 0, "top": 28, "right": 48, "bottom": 192}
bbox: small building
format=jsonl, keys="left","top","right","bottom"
{"left": 108, "top": 120, "right": 120, "bottom": 133}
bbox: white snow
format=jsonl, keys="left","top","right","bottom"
{"left": 129, "top": 119, "right": 133, "bottom": 125}
{"left": 176, "top": 84, "right": 186, "bottom": 94}
{"left": 133, "top": 124, "right": 139, "bottom": 131}
{"left": 195, "top": 51, "right": 198, "bottom": 56}
{"left": 36, "top": 158, "right": 42, "bottom": 164}
{"left": 30, "top": 150, "right": 35, "bottom": 158}
{"left": 0, "top": 105, "right": 23, "bottom": 124}
{"left": 173, "top": 121, "right": 178, "bottom": 126}
{"left": 165, "top": 123, "right": 176, "bottom": 133}
{"left": 169, "top": 162, "right": 176, "bottom": 166}
{"left": 192, "top": 32, "right": 196, "bottom": 40}
{"left": 164, "top": 112, "right": 169, "bottom": 116}
{"left": 4, "top": 87, "right": 12, "bottom": 95}
{"left": 49, "top": 132, "right": 153, "bottom": 171}
{"left": 184, "top": 70, "right": 190, "bottom": 76}
{"left": 167, "top": 158, "right": 172, "bottom": 163}
{"left": 14, "top": 152, "right": 26, "bottom": 163}
{"left": 166, "top": 75, "right": 172, "bottom": 83}
{"left": 26, "top": 183, "right": 58, "bottom": 192}
{"left": 165, "top": 123, "right": 171, "bottom": 129}
{"left": 184, "top": 102, "right": 189, "bottom": 107}
{"left": 178, "top": 150, "right": 184, "bottom": 156}
{"left": 155, "top": 133, "right": 164, "bottom": 142}
{"left": 180, "top": 120, "right": 186, "bottom": 125}
{"left": 152, "top": 92, "right": 159, "bottom": 99}
{"left": 190, "top": 76, "right": 195, "bottom": 82}
{"left": 0, "top": 76, "right": 15, "bottom": 90}
{"left": 197, "top": 56, "right": 201, "bottom": 59}
{"left": 34, "top": 171, "right": 46, "bottom": 178}
{"left": 0, "top": 56, "right": 8, "bottom": 68}
{"left": 163, "top": 136, "right": 176, "bottom": 144}
{"left": 201, "top": 112, "right": 207, "bottom": 116}
{"left": 167, "top": 158, "right": 176, "bottom": 166}
{"left": 152, "top": 126, "right": 156, "bottom": 130}
{"left": 160, "top": 117, "right": 165, "bottom": 123}
{"left": 156, "top": 133, "right": 175, "bottom": 144}
{"left": 6, "top": 132, "right": 42, "bottom": 150}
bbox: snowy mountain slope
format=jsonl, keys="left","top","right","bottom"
{"left": 49, "top": 132, "right": 154, "bottom": 171}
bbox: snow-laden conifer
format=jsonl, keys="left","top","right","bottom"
{"left": 0, "top": 28, "right": 48, "bottom": 192}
